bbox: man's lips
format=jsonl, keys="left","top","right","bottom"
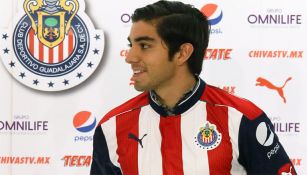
{"left": 130, "top": 69, "right": 145, "bottom": 81}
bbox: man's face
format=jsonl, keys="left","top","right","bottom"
{"left": 126, "top": 21, "right": 177, "bottom": 92}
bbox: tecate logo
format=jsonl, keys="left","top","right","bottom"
{"left": 62, "top": 155, "right": 92, "bottom": 167}
{"left": 204, "top": 49, "right": 232, "bottom": 60}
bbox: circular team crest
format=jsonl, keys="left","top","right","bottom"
{"left": 194, "top": 121, "right": 222, "bottom": 150}
{"left": 0, "top": 0, "right": 104, "bottom": 91}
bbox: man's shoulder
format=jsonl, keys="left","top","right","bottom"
{"left": 98, "top": 92, "right": 149, "bottom": 125}
{"left": 202, "top": 84, "right": 263, "bottom": 120}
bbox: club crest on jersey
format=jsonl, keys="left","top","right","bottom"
{"left": 194, "top": 121, "right": 222, "bottom": 150}
{"left": 0, "top": 0, "right": 104, "bottom": 91}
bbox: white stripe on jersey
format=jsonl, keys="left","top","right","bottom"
{"left": 100, "top": 117, "right": 122, "bottom": 170}
{"left": 181, "top": 101, "right": 210, "bottom": 174}
{"left": 138, "top": 105, "right": 163, "bottom": 175}
{"left": 228, "top": 107, "right": 246, "bottom": 174}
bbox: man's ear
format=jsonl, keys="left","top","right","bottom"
{"left": 174, "top": 43, "right": 194, "bottom": 66}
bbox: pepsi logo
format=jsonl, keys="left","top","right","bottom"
{"left": 200, "top": 4, "right": 223, "bottom": 25}
{"left": 73, "top": 111, "right": 96, "bottom": 133}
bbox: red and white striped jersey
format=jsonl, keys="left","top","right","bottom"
{"left": 91, "top": 79, "right": 296, "bottom": 175}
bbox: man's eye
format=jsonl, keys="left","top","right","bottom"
{"left": 127, "top": 43, "right": 132, "bottom": 48}
{"left": 140, "top": 43, "right": 149, "bottom": 49}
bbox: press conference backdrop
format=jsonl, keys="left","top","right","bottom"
{"left": 0, "top": 0, "right": 306, "bottom": 174}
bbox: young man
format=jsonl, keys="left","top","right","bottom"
{"left": 91, "top": 1, "right": 296, "bottom": 174}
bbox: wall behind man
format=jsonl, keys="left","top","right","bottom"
{"left": 0, "top": 0, "right": 305, "bottom": 174}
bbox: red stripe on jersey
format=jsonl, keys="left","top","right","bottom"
{"left": 116, "top": 108, "right": 140, "bottom": 175}
{"left": 99, "top": 92, "right": 149, "bottom": 125}
{"left": 28, "top": 29, "right": 34, "bottom": 56}
{"left": 206, "top": 103, "right": 232, "bottom": 175}
{"left": 160, "top": 116, "right": 184, "bottom": 175}
{"left": 202, "top": 85, "right": 262, "bottom": 120}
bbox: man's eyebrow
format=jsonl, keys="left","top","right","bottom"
{"left": 127, "top": 36, "right": 155, "bottom": 43}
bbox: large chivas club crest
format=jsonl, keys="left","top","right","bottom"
{"left": 24, "top": 0, "right": 79, "bottom": 48}
{"left": 0, "top": 0, "right": 104, "bottom": 91}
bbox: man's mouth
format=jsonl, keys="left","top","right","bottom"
{"left": 131, "top": 68, "right": 145, "bottom": 82}
{"left": 133, "top": 70, "right": 143, "bottom": 75}
{"left": 132, "top": 66, "right": 146, "bottom": 75}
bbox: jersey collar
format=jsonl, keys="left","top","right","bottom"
{"left": 149, "top": 77, "right": 205, "bottom": 117}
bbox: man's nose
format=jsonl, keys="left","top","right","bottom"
{"left": 125, "top": 47, "right": 139, "bottom": 64}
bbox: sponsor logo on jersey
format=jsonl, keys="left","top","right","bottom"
{"left": 128, "top": 133, "right": 148, "bottom": 148}
{"left": 0, "top": 0, "right": 104, "bottom": 91}
{"left": 194, "top": 121, "right": 222, "bottom": 150}
{"left": 256, "top": 77, "right": 292, "bottom": 103}
{"left": 267, "top": 143, "right": 280, "bottom": 159}
{"left": 256, "top": 122, "right": 274, "bottom": 146}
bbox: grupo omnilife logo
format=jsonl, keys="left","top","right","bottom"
{"left": 270, "top": 116, "right": 301, "bottom": 134}
{"left": 0, "top": 114, "right": 48, "bottom": 134}
{"left": 247, "top": 8, "right": 302, "bottom": 27}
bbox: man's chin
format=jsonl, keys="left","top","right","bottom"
{"left": 134, "top": 84, "right": 148, "bottom": 92}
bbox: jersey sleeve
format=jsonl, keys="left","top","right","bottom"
{"left": 90, "top": 126, "right": 122, "bottom": 175}
{"left": 238, "top": 112, "right": 296, "bottom": 174}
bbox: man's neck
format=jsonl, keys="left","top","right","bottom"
{"left": 153, "top": 74, "right": 197, "bottom": 109}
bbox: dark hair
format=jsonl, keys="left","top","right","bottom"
{"left": 131, "top": 0, "right": 210, "bottom": 75}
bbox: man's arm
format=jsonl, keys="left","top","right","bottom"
{"left": 238, "top": 112, "right": 296, "bottom": 174}
{"left": 90, "top": 126, "right": 122, "bottom": 175}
